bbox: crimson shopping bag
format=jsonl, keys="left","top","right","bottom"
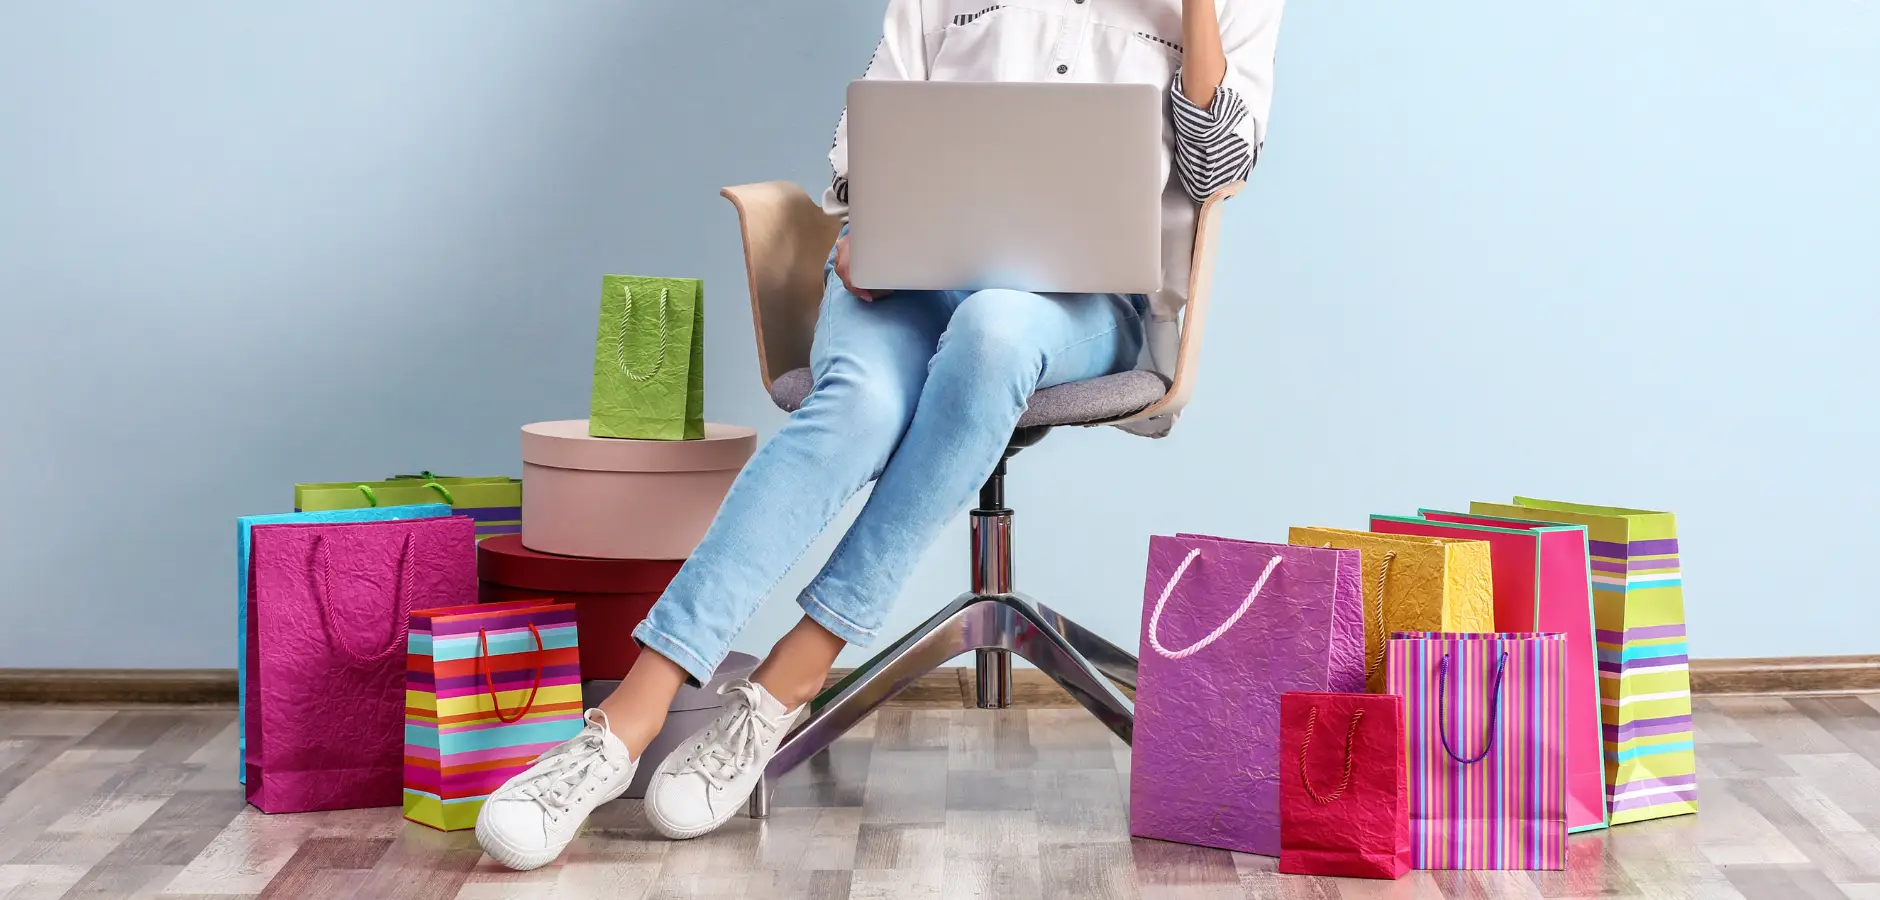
{"left": 244, "top": 515, "right": 476, "bottom": 813}
{"left": 235, "top": 503, "right": 451, "bottom": 783}
{"left": 1278, "top": 692, "right": 1411, "bottom": 880}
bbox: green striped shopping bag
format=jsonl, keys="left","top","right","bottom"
{"left": 296, "top": 476, "right": 521, "bottom": 541}
{"left": 1470, "top": 498, "right": 1696, "bottom": 825}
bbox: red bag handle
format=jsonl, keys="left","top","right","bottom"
{"left": 1299, "top": 706, "right": 1366, "bottom": 805}
{"left": 310, "top": 532, "right": 415, "bottom": 664}
{"left": 478, "top": 623, "right": 545, "bottom": 724}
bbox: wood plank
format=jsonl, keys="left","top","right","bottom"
{"left": 942, "top": 809, "right": 1043, "bottom": 900}
{"left": 1032, "top": 770, "right": 1129, "bottom": 846}
{"left": 1037, "top": 841, "right": 1138, "bottom": 900}
{"left": 1718, "top": 864, "right": 1851, "bottom": 900}
{"left": 53, "top": 863, "right": 182, "bottom": 900}
{"left": 254, "top": 837, "right": 390, "bottom": 899}
{"left": 99, "top": 790, "right": 252, "bottom": 867}
{"left": 161, "top": 807, "right": 323, "bottom": 896}
{"left": 0, "top": 863, "right": 89, "bottom": 900}
{"left": 349, "top": 826, "right": 483, "bottom": 900}
{"left": 1128, "top": 839, "right": 1239, "bottom": 900}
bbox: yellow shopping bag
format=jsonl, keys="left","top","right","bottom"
{"left": 1287, "top": 528, "right": 1495, "bottom": 692}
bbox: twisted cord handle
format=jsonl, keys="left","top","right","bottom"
{"left": 1365, "top": 551, "right": 1396, "bottom": 680}
{"left": 1438, "top": 651, "right": 1509, "bottom": 765}
{"left": 610, "top": 284, "right": 672, "bottom": 383}
{"left": 310, "top": 532, "right": 416, "bottom": 664}
{"left": 1316, "top": 543, "right": 1394, "bottom": 681}
{"left": 1147, "top": 548, "right": 1283, "bottom": 659}
{"left": 1299, "top": 706, "right": 1366, "bottom": 804}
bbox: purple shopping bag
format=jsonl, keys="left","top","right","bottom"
{"left": 1130, "top": 534, "right": 1366, "bottom": 856}
{"left": 245, "top": 515, "right": 476, "bottom": 814}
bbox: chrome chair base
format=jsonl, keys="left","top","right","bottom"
{"left": 749, "top": 448, "right": 1139, "bottom": 819}
{"left": 749, "top": 592, "right": 1137, "bottom": 818}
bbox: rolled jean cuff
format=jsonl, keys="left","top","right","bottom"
{"left": 797, "top": 592, "right": 880, "bottom": 647}
{"left": 630, "top": 621, "right": 717, "bottom": 688}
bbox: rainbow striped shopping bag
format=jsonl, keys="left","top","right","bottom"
{"left": 1388, "top": 632, "right": 1567, "bottom": 871}
{"left": 404, "top": 600, "right": 584, "bottom": 831}
{"left": 1471, "top": 498, "right": 1696, "bottom": 825}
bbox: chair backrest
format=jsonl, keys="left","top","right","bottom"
{"left": 722, "top": 180, "right": 1239, "bottom": 422}
{"left": 720, "top": 183, "right": 844, "bottom": 390}
{"left": 1117, "top": 181, "right": 1239, "bottom": 426}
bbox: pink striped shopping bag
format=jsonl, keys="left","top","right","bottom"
{"left": 1386, "top": 632, "right": 1568, "bottom": 871}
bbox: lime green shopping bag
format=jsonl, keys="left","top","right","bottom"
{"left": 294, "top": 476, "right": 521, "bottom": 541}
{"left": 589, "top": 275, "right": 704, "bottom": 441}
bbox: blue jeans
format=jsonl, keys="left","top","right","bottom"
{"left": 632, "top": 252, "right": 1146, "bottom": 685}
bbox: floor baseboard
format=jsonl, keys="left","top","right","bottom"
{"left": 1687, "top": 655, "right": 1880, "bottom": 697}
{"left": 5, "top": 655, "right": 1876, "bottom": 706}
{"left": 0, "top": 669, "right": 240, "bottom": 705}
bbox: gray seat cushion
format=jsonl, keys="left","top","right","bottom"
{"left": 767, "top": 367, "right": 1170, "bottom": 428}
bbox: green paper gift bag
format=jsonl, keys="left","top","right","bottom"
{"left": 590, "top": 275, "right": 704, "bottom": 441}
{"left": 294, "top": 477, "right": 521, "bottom": 541}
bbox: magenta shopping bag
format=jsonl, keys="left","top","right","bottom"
{"left": 1130, "top": 534, "right": 1366, "bottom": 856}
{"left": 245, "top": 515, "right": 476, "bottom": 814}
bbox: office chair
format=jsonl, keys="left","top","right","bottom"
{"left": 718, "top": 180, "right": 1241, "bottom": 817}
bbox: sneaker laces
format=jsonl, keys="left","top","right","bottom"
{"left": 497, "top": 709, "right": 616, "bottom": 811}
{"left": 678, "top": 682, "right": 782, "bottom": 791}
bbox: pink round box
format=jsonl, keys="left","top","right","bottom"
{"left": 520, "top": 420, "right": 757, "bottom": 560}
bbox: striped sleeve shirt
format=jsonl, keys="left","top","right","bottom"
{"left": 1168, "top": 68, "right": 1260, "bottom": 204}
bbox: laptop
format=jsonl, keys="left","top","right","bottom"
{"left": 845, "top": 81, "right": 1164, "bottom": 295}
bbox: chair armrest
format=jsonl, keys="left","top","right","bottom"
{"left": 721, "top": 182, "right": 844, "bottom": 390}
{"left": 1116, "top": 181, "right": 1243, "bottom": 425}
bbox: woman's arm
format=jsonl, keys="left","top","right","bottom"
{"left": 1168, "top": 0, "right": 1285, "bottom": 203}
{"left": 1179, "top": 0, "right": 1229, "bottom": 107}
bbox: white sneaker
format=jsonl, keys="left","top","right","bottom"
{"left": 644, "top": 679, "right": 807, "bottom": 840}
{"left": 475, "top": 709, "right": 637, "bottom": 871}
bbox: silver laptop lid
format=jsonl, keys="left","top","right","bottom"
{"left": 846, "top": 81, "right": 1164, "bottom": 295}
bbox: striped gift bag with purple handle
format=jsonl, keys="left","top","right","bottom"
{"left": 1387, "top": 632, "right": 1568, "bottom": 871}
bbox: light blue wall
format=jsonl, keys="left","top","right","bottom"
{"left": 2, "top": 1, "right": 1874, "bottom": 668}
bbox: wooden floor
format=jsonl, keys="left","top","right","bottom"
{"left": 2, "top": 696, "right": 1879, "bottom": 900}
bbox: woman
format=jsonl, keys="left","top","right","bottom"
{"left": 477, "top": 0, "right": 1282, "bottom": 869}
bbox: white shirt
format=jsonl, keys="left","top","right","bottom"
{"left": 822, "top": 0, "right": 1284, "bottom": 380}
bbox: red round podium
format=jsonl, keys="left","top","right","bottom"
{"left": 476, "top": 535, "right": 682, "bottom": 679}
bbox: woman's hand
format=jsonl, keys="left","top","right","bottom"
{"left": 834, "top": 233, "right": 889, "bottom": 301}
